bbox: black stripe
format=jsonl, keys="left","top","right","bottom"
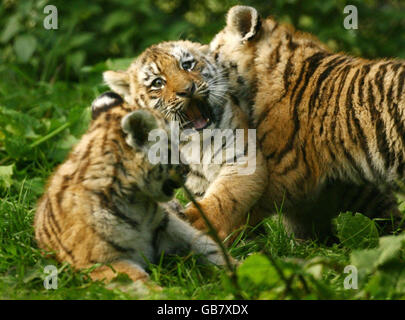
{"left": 46, "top": 198, "right": 61, "bottom": 233}
{"left": 95, "top": 190, "right": 140, "bottom": 229}
{"left": 367, "top": 79, "right": 392, "bottom": 171}
{"left": 308, "top": 56, "right": 349, "bottom": 119}
{"left": 106, "top": 240, "right": 135, "bottom": 254}
{"left": 213, "top": 194, "right": 224, "bottom": 215}
{"left": 189, "top": 169, "right": 206, "bottom": 180}
{"left": 388, "top": 103, "right": 405, "bottom": 170}
{"left": 375, "top": 63, "right": 390, "bottom": 105}
{"left": 346, "top": 68, "right": 360, "bottom": 144}
{"left": 318, "top": 61, "right": 350, "bottom": 136}
{"left": 110, "top": 208, "right": 139, "bottom": 229}
{"left": 397, "top": 66, "right": 405, "bottom": 101}
{"left": 357, "top": 64, "right": 371, "bottom": 107}
{"left": 276, "top": 52, "right": 330, "bottom": 164}
{"left": 330, "top": 65, "right": 351, "bottom": 141}
{"left": 279, "top": 151, "right": 299, "bottom": 175}
{"left": 44, "top": 218, "right": 76, "bottom": 263}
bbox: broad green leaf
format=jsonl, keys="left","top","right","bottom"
{"left": 334, "top": 212, "right": 379, "bottom": 249}
{"left": 351, "top": 234, "right": 405, "bottom": 278}
{"left": 236, "top": 254, "right": 279, "bottom": 289}
{"left": 351, "top": 248, "right": 380, "bottom": 275}
{"left": 0, "top": 164, "right": 14, "bottom": 189}
{"left": 1, "top": 15, "right": 21, "bottom": 44}
{"left": 14, "top": 34, "right": 37, "bottom": 63}
{"left": 376, "top": 234, "right": 405, "bottom": 265}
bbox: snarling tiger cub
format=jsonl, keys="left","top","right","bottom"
{"left": 103, "top": 40, "right": 268, "bottom": 242}
{"left": 208, "top": 5, "right": 405, "bottom": 238}
{"left": 34, "top": 92, "right": 226, "bottom": 284}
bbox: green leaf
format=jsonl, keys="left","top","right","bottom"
{"left": 351, "top": 234, "right": 405, "bottom": 278}
{"left": 14, "top": 34, "right": 37, "bottom": 63}
{"left": 236, "top": 254, "right": 279, "bottom": 289}
{"left": 363, "top": 271, "right": 396, "bottom": 299}
{"left": 0, "top": 164, "right": 14, "bottom": 189}
{"left": 1, "top": 15, "right": 21, "bottom": 44}
{"left": 334, "top": 212, "right": 379, "bottom": 249}
{"left": 377, "top": 234, "right": 405, "bottom": 264}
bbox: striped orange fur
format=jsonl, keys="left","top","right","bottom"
{"left": 209, "top": 6, "right": 405, "bottom": 238}
{"left": 34, "top": 93, "right": 226, "bottom": 284}
{"left": 103, "top": 41, "right": 268, "bottom": 242}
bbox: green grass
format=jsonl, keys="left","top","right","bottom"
{"left": 1, "top": 63, "right": 404, "bottom": 300}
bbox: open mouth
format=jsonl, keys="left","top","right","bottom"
{"left": 183, "top": 100, "right": 212, "bottom": 131}
{"left": 162, "top": 179, "right": 182, "bottom": 197}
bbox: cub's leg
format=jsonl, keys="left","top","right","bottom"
{"left": 251, "top": 171, "right": 403, "bottom": 240}
{"left": 349, "top": 184, "right": 404, "bottom": 234}
{"left": 157, "top": 212, "right": 228, "bottom": 266}
{"left": 185, "top": 147, "right": 268, "bottom": 242}
{"left": 90, "top": 259, "right": 149, "bottom": 283}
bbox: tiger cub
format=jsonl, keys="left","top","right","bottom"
{"left": 209, "top": 5, "right": 405, "bottom": 237}
{"left": 103, "top": 40, "right": 268, "bottom": 241}
{"left": 34, "top": 92, "right": 225, "bottom": 284}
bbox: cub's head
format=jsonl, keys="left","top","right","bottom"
{"left": 103, "top": 40, "right": 228, "bottom": 131}
{"left": 91, "top": 92, "right": 188, "bottom": 202}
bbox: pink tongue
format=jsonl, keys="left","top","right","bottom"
{"left": 193, "top": 117, "right": 208, "bottom": 130}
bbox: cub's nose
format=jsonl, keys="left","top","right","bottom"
{"left": 176, "top": 82, "right": 196, "bottom": 98}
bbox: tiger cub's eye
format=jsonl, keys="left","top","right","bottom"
{"left": 181, "top": 60, "right": 195, "bottom": 71}
{"left": 151, "top": 78, "right": 165, "bottom": 88}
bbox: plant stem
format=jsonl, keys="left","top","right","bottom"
{"left": 182, "top": 185, "right": 243, "bottom": 298}
{"left": 29, "top": 122, "right": 71, "bottom": 149}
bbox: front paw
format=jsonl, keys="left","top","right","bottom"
{"left": 161, "top": 199, "right": 187, "bottom": 220}
{"left": 185, "top": 204, "right": 229, "bottom": 241}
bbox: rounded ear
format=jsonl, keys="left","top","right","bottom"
{"left": 198, "top": 44, "right": 210, "bottom": 55}
{"left": 103, "top": 70, "right": 130, "bottom": 97}
{"left": 121, "top": 110, "right": 158, "bottom": 148}
{"left": 226, "top": 5, "right": 261, "bottom": 41}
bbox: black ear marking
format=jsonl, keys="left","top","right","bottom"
{"left": 91, "top": 91, "right": 124, "bottom": 120}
